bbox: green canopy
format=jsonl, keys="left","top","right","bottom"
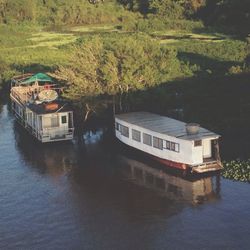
{"left": 22, "top": 73, "right": 53, "bottom": 84}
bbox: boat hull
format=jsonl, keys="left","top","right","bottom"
{"left": 152, "top": 156, "right": 188, "bottom": 170}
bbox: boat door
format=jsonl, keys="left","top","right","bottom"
{"left": 202, "top": 139, "right": 212, "bottom": 159}
{"left": 60, "top": 113, "right": 69, "bottom": 130}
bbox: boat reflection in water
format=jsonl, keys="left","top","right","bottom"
{"left": 118, "top": 155, "right": 221, "bottom": 205}
{"left": 14, "top": 118, "right": 220, "bottom": 206}
{"left": 13, "top": 120, "right": 79, "bottom": 177}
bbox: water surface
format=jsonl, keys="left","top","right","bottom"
{"left": 0, "top": 99, "right": 250, "bottom": 250}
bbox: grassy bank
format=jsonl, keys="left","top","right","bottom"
{"left": 0, "top": 22, "right": 248, "bottom": 89}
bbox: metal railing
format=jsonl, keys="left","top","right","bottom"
{"left": 39, "top": 127, "right": 74, "bottom": 141}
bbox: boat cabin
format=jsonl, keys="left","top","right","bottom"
{"left": 10, "top": 73, "right": 74, "bottom": 143}
{"left": 115, "top": 112, "right": 222, "bottom": 173}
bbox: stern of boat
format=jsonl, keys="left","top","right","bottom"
{"left": 191, "top": 160, "right": 223, "bottom": 173}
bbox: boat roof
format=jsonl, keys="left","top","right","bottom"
{"left": 20, "top": 73, "right": 53, "bottom": 85}
{"left": 27, "top": 101, "right": 72, "bottom": 115}
{"left": 115, "top": 112, "right": 220, "bottom": 141}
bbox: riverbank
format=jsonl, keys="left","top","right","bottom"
{"left": 0, "top": 23, "right": 249, "bottom": 90}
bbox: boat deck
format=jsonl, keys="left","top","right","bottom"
{"left": 192, "top": 161, "right": 223, "bottom": 173}
{"left": 11, "top": 85, "right": 44, "bottom": 105}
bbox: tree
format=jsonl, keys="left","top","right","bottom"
{"left": 198, "top": 0, "right": 250, "bottom": 35}
{"left": 54, "top": 34, "right": 180, "bottom": 115}
{"left": 149, "top": 0, "right": 185, "bottom": 19}
{"left": 0, "top": 0, "right": 37, "bottom": 22}
{"left": 0, "top": 0, "right": 7, "bottom": 23}
{"left": 55, "top": 34, "right": 179, "bottom": 99}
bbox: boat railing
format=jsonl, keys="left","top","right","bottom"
{"left": 38, "top": 127, "right": 74, "bottom": 141}
{"left": 10, "top": 84, "right": 63, "bottom": 105}
{"left": 25, "top": 123, "right": 74, "bottom": 141}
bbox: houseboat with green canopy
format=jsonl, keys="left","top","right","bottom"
{"left": 10, "top": 73, "right": 74, "bottom": 143}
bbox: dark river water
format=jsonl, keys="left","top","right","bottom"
{"left": 1, "top": 82, "right": 250, "bottom": 250}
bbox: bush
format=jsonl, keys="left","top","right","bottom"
{"left": 228, "top": 65, "right": 243, "bottom": 75}
{"left": 222, "top": 160, "right": 250, "bottom": 183}
{"left": 121, "top": 15, "right": 204, "bottom": 33}
{"left": 54, "top": 34, "right": 182, "bottom": 100}
{"left": 175, "top": 40, "right": 248, "bottom": 62}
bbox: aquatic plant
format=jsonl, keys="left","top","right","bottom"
{"left": 222, "top": 160, "right": 250, "bottom": 183}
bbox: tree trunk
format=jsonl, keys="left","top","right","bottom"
{"left": 84, "top": 103, "right": 92, "bottom": 122}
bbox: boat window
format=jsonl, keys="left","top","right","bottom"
{"left": 194, "top": 140, "right": 202, "bottom": 147}
{"left": 43, "top": 116, "right": 59, "bottom": 128}
{"left": 61, "top": 115, "right": 67, "bottom": 124}
{"left": 170, "top": 142, "right": 179, "bottom": 152}
{"left": 51, "top": 116, "right": 59, "bottom": 127}
{"left": 115, "top": 122, "right": 121, "bottom": 131}
{"left": 165, "top": 140, "right": 171, "bottom": 150}
{"left": 121, "top": 125, "right": 129, "bottom": 137}
{"left": 175, "top": 143, "right": 180, "bottom": 152}
{"left": 132, "top": 129, "right": 141, "bottom": 142}
{"left": 143, "top": 133, "right": 152, "bottom": 146}
{"left": 153, "top": 137, "right": 163, "bottom": 150}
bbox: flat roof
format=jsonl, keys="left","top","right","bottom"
{"left": 115, "top": 112, "right": 220, "bottom": 141}
{"left": 27, "top": 101, "right": 72, "bottom": 115}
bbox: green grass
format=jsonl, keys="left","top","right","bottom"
{"left": 27, "top": 32, "right": 77, "bottom": 49}
{"left": 69, "top": 24, "right": 118, "bottom": 33}
{"left": 0, "top": 25, "right": 78, "bottom": 70}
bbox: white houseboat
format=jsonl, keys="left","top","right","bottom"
{"left": 10, "top": 73, "right": 74, "bottom": 143}
{"left": 115, "top": 112, "right": 222, "bottom": 173}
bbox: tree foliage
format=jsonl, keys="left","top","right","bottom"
{"left": 0, "top": 0, "right": 125, "bottom": 25}
{"left": 198, "top": 0, "right": 250, "bottom": 35}
{"left": 0, "top": 0, "right": 248, "bottom": 35}
{"left": 149, "top": 0, "right": 185, "bottom": 19}
{"left": 54, "top": 35, "right": 180, "bottom": 100}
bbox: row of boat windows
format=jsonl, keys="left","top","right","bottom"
{"left": 116, "top": 122, "right": 180, "bottom": 153}
{"left": 27, "top": 112, "right": 67, "bottom": 128}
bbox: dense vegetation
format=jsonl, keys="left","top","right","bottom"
{"left": 0, "top": 0, "right": 249, "bottom": 34}
{"left": 0, "top": 0, "right": 249, "bottom": 93}
{"left": 54, "top": 34, "right": 181, "bottom": 100}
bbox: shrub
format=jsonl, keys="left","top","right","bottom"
{"left": 228, "top": 65, "right": 243, "bottom": 75}
{"left": 222, "top": 160, "right": 250, "bottom": 183}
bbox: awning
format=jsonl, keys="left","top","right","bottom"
{"left": 22, "top": 73, "right": 53, "bottom": 84}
